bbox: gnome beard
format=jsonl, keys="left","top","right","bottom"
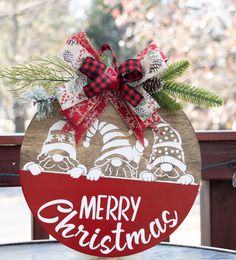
{"left": 23, "top": 150, "right": 87, "bottom": 179}
{"left": 37, "top": 150, "right": 79, "bottom": 172}
{"left": 96, "top": 157, "right": 139, "bottom": 179}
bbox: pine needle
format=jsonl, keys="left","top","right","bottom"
{"left": 100, "top": 54, "right": 112, "bottom": 67}
{"left": 163, "top": 81, "right": 224, "bottom": 107}
{"left": 161, "top": 59, "right": 190, "bottom": 81}
{"left": 0, "top": 56, "right": 75, "bottom": 96}
{"left": 152, "top": 90, "right": 183, "bottom": 111}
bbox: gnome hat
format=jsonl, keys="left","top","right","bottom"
{"left": 150, "top": 120, "right": 186, "bottom": 172}
{"left": 41, "top": 120, "right": 77, "bottom": 160}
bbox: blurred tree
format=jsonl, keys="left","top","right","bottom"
{"left": 1, "top": 0, "right": 235, "bottom": 131}
{"left": 85, "top": 0, "right": 138, "bottom": 62}
{"left": 86, "top": 0, "right": 236, "bottom": 130}
{"left": 0, "top": 0, "right": 79, "bottom": 65}
{"left": 86, "top": 0, "right": 123, "bottom": 62}
{"left": 0, "top": 0, "right": 78, "bottom": 132}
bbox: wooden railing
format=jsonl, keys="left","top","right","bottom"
{"left": 0, "top": 132, "right": 236, "bottom": 249}
{"left": 197, "top": 131, "right": 236, "bottom": 250}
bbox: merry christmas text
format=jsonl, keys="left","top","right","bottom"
{"left": 37, "top": 197, "right": 178, "bottom": 255}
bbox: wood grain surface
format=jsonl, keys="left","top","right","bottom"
{"left": 20, "top": 103, "right": 201, "bottom": 184}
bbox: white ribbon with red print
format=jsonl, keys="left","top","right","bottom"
{"left": 56, "top": 32, "right": 167, "bottom": 144}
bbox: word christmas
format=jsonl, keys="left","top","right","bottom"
{"left": 38, "top": 195, "right": 178, "bottom": 255}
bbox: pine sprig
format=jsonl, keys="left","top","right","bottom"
{"left": 100, "top": 54, "right": 112, "bottom": 67}
{"left": 161, "top": 59, "right": 190, "bottom": 81}
{"left": 33, "top": 56, "right": 75, "bottom": 77}
{"left": 0, "top": 57, "right": 75, "bottom": 95}
{"left": 23, "top": 86, "right": 54, "bottom": 120}
{"left": 162, "top": 81, "right": 224, "bottom": 107}
{"left": 153, "top": 90, "right": 183, "bottom": 111}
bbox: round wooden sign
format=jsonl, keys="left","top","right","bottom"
{"left": 20, "top": 103, "right": 201, "bottom": 257}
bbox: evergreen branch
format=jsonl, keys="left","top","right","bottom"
{"left": 100, "top": 54, "right": 112, "bottom": 67}
{"left": 33, "top": 56, "right": 75, "bottom": 77}
{"left": 0, "top": 56, "right": 76, "bottom": 95}
{"left": 161, "top": 59, "right": 190, "bottom": 81}
{"left": 163, "top": 81, "right": 224, "bottom": 107}
{"left": 152, "top": 90, "right": 183, "bottom": 111}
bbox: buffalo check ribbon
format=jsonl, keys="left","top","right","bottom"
{"left": 57, "top": 32, "right": 167, "bottom": 145}
{"left": 80, "top": 56, "right": 143, "bottom": 107}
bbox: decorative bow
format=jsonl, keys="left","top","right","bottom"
{"left": 80, "top": 43, "right": 143, "bottom": 107}
{"left": 56, "top": 32, "right": 168, "bottom": 145}
{"left": 81, "top": 56, "right": 143, "bottom": 107}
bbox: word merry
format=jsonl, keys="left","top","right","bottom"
{"left": 79, "top": 195, "right": 141, "bottom": 222}
{"left": 37, "top": 199, "right": 178, "bottom": 255}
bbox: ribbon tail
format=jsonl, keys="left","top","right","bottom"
{"left": 68, "top": 32, "right": 100, "bottom": 60}
{"left": 144, "top": 112, "right": 161, "bottom": 132}
{"left": 64, "top": 93, "right": 109, "bottom": 144}
{"left": 107, "top": 90, "right": 145, "bottom": 145}
{"left": 131, "top": 115, "right": 145, "bottom": 146}
{"left": 61, "top": 94, "right": 101, "bottom": 126}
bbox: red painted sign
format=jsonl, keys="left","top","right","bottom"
{"left": 20, "top": 170, "right": 199, "bottom": 257}
{"left": 20, "top": 107, "right": 201, "bottom": 257}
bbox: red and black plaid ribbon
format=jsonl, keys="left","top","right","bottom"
{"left": 98, "top": 43, "right": 118, "bottom": 71}
{"left": 79, "top": 44, "right": 144, "bottom": 107}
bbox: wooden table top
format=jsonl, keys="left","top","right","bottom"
{"left": 0, "top": 241, "right": 236, "bottom": 259}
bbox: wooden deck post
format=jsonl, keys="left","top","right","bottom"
{"left": 197, "top": 131, "right": 236, "bottom": 250}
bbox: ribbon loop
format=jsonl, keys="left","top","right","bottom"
{"left": 84, "top": 72, "right": 114, "bottom": 98}
{"left": 98, "top": 43, "right": 118, "bottom": 71}
{"left": 118, "top": 58, "right": 144, "bottom": 107}
{"left": 118, "top": 59, "right": 143, "bottom": 82}
{"left": 80, "top": 57, "right": 106, "bottom": 80}
{"left": 120, "top": 84, "right": 143, "bottom": 107}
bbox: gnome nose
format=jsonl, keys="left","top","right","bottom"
{"left": 111, "top": 158, "right": 122, "bottom": 167}
{"left": 160, "top": 163, "right": 173, "bottom": 172}
{"left": 52, "top": 154, "right": 64, "bottom": 162}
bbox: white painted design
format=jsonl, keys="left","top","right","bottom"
{"left": 140, "top": 171, "right": 156, "bottom": 182}
{"left": 56, "top": 134, "right": 66, "bottom": 142}
{"left": 86, "top": 167, "right": 103, "bottom": 181}
{"left": 24, "top": 117, "right": 195, "bottom": 185}
{"left": 83, "top": 118, "right": 194, "bottom": 185}
{"left": 177, "top": 174, "right": 194, "bottom": 185}
{"left": 153, "top": 141, "right": 182, "bottom": 150}
{"left": 23, "top": 162, "right": 43, "bottom": 176}
{"left": 102, "top": 139, "right": 130, "bottom": 152}
{"left": 140, "top": 118, "right": 194, "bottom": 184}
{"left": 150, "top": 155, "right": 186, "bottom": 172}
{"left": 81, "top": 117, "right": 195, "bottom": 185}
{"left": 68, "top": 165, "right": 87, "bottom": 179}
{"left": 23, "top": 120, "right": 87, "bottom": 178}
{"left": 83, "top": 120, "right": 148, "bottom": 181}
{"left": 160, "top": 163, "right": 173, "bottom": 172}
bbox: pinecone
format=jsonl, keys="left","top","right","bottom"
{"left": 143, "top": 77, "right": 164, "bottom": 94}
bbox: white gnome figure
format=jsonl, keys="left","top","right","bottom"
{"left": 140, "top": 118, "right": 194, "bottom": 185}
{"left": 23, "top": 120, "right": 87, "bottom": 178}
{"left": 83, "top": 120, "right": 148, "bottom": 181}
